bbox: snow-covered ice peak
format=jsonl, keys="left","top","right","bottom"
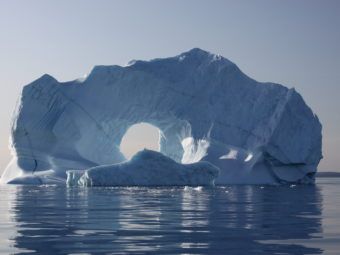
{"left": 176, "top": 48, "right": 231, "bottom": 64}
{"left": 1, "top": 48, "right": 322, "bottom": 185}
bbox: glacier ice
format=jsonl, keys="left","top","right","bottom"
{"left": 0, "top": 48, "right": 322, "bottom": 185}
{"left": 67, "top": 149, "right": 219, "bottom": 187}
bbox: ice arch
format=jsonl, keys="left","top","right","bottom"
{"left": 1, "top": 48, "right": 322, "bottom": 184}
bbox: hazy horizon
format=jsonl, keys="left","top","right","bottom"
{"left": 0, "top": 0, "right": 339, "bottom": 174}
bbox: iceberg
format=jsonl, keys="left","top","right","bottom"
{"left": 67, "top": 149, "right": 219, "bottom": 187}
{"left": 1, "top": 48, "right": 322, "bottom": 185}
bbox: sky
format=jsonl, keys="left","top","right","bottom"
{"left": 0, "top": 0, "right": 339, "bottom": 174}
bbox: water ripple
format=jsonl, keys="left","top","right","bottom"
{"left": 0, "top": 179, "right": 339, "bottom": 254}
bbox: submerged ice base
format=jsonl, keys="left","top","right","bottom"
{"left": 67, "top": 150, "right": 219, "bottom": 187}
{"left": 1, "top": 48, "right": 322, "bottom": 185}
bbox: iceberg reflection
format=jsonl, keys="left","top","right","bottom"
{"left": 4, "top": 184, "right": 323, "bottom": 254}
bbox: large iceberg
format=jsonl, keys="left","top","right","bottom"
{"left": 1, "top": 48, "right": 322, "bottom": 185}
{"left": 67, "top": 149, "right": 219, "bottom": 187}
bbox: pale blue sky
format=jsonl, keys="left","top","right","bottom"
{"left": 0, "top": 0, "right": 339, "bottom": 172}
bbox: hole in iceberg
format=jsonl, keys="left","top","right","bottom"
{"left": 120, "top": 122, "right": 161, "bottom": 160}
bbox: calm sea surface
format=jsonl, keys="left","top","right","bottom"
{"left": 0, "top": 178, "right": 339, "bottom": 255}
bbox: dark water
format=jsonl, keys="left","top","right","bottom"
{"left": 0, "top": 179, "right": 339, "bottom": 255}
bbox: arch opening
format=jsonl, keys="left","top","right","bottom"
{"left": 120, "top": 123, "right": 161, "bottom": 160}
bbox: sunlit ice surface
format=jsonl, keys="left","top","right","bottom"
{"left": 0, "top": 178, "right": 340, "bottom": 254}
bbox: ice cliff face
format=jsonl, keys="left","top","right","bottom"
{"left": 1, "top": 48, "right": 322, "bottom": 185}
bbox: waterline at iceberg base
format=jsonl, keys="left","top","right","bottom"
{"left": 1, "top": 48, "right": 322, "bottom": 185}
{"left": 67, "top": 150, "right": 219, "bottom": 187}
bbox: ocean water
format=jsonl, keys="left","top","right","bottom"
{"left": 0, "top": 178, "right": 339, "bottom": 255}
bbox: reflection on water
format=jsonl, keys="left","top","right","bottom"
{"left": 0, "top": 179, "right": 339, "bottom": 254}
